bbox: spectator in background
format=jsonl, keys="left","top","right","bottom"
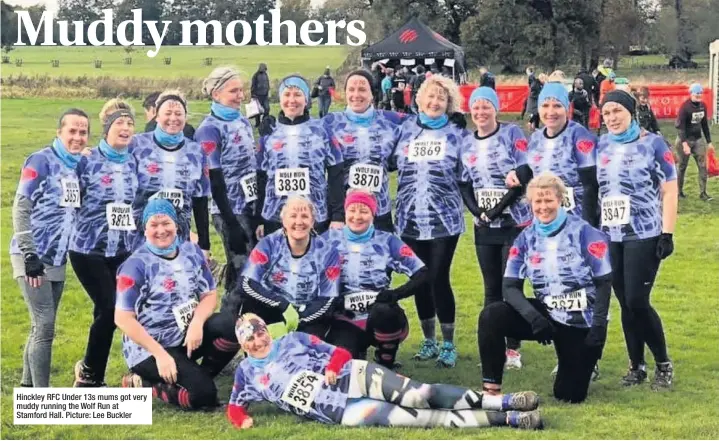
{"left": 143, "top": 91, "right": 196, "bottom": 138}
{"left": 521, "top": 70, "right": 544, "bottom": 132}
{"left": 675, "top": 83, "right": 714, "bottom": 201}
{"left": 410, "top": 66, "right": 427, "bottom": 114}
{"left": 634, "top": 87, "right": 662, "bottom": 136}
{"left": 569, "top": 78, "right": 591, "bottom": 128}
{"left": 251, "top": 63, "right": 271, "bottom": 128}
{"left": 381, "top": 68, "right": 395, "bottom": 111}
{"left": 430, "top": 63, "right": 440, "bottom": 75}
{"left": 315, "top": 66, "right": 336, "bottom": 118}
{"left": 576, "top": 68, "right": 597, "bottom": 106}
{"left": 371, "top": 62, "right": 385, "bottom": 108}
{"left": 392, "top": 68, "right": 408, "bottom": 112}
{"left": 479, "top": 67, "right": 496, "bottom": 90}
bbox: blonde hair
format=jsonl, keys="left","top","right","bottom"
{"left": 280, "top": 196, "right": 317, "bottom": 222}
{"left": 547, "top": 70, "right": 566, "bottom": 83}
{"left": 99, "top": 98, "right": 134, "bottom": 124}
{"left": 156, "top": 89, "right": 188, "bottom": 112}
{"left": 416, "top": 75, "right": 462, "bottom": 115}
{"left": 202, "top": 66, "right": 243, "bottom": 97}
{"left": 527, "top": 171, "right": 567, "bottom": 201}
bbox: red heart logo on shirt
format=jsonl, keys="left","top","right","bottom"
{"left": 21, "top": 167, "right": 38, "bottom": 181}
{"left": 116, "top": 275, "right": 135, "bottom": 292}
{"left": 577, "top": 139, "right": 595, "bottom": 154}
{"left": 588, "top": 241, "right": 608, "bottom": 259}
{"left": 663, "top": 151, "right": 676, "bottom": 165}
{"left": 249, "top": 249, "right": 269, "bottom": 265}
{"left": 508, "top": 246, "right": 520, "bottom": 259}
{"left": 514, "top": 139, "right": 529, "bottom": 152}
{"left": 325, "top": 266, "right": 341, "bottom": 281}
{"left": 399, "top": 244, "right": 415, "bottom": 257}
{"left": 201, "top": 141, "right": 216, "bottom": 155}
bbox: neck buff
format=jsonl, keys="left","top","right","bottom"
{"left": 609, "top": 120, "right": 641, "bottom": 144}
{"left": 211, "top": 101, "right": 241, "bottom": 121}
{"left": 246, "top": 339, "right": 281, "bottom": 368}
{"left": 533, "top": 207, "right": 568, "bottom": 237}
{"left": 52, "top": 137, "right": 82, "bottom": 169}
{"left": 99, "top": 139, "right": 130, "bottom": 164}
{"left": 153, "top": 126, "right": 184, "bottom": 147}
{"left": 343, "top": 224, "right": 375, "bottom": 243}
{"left": 345, "top": 105, "right": 375, "bottom": 127}
{"left": 145, "top": 236, "right": 181, "bottom": 257}
{"left": 419, "top": 112, "right": 449, "bottom": 129}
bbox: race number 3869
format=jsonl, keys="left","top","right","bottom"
{"left": 408, "top": 138, "right": 447, "bottom": 162}
{"left": 280, "top": 371, "right": 323, "bottom": 413}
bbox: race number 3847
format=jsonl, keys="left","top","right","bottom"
{"left": 281, "top": 371, "right": 323, "bottom": 413}
{"left": 601, "top": 195, "right": 630, "bottom": 227}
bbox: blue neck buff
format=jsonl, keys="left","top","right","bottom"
{"left": 52, "top": 137, "right": 82, "bottom": 169}
{"left": 153, "top": 126, "right": 184, "bottom": 147}
{"left": 145, "top": 236, "right": 181, "bottom": 257}
{"left": 609, "top": 120, "right": 641, "bottom": 144}
{"left": 533, "top": 207, "right": 568, "bottom": 237}
{"left": 345, "top": 105, "right": 375, "bottom": 127}
{"left": 246, "top": 339, "right": 281, "bottom": 368}
{"left": 419, "top": 112, "right": 448, "bottom": 129}
{"left": 211, "top": 101, "right": 241, "bottom": 121}
{"left": 343, "top": 225, "right": 375, "bottom": 243}
{"left": 99, "top": 139, "right": 130, "bottom": 164}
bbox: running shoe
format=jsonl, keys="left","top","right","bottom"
{"left": 651, "top": 362, "right": 674, "bottom": 391}
{"left": 502, "top": 391, "right": 539, "bottom": 411}
{"left": 620, "top": 365, "right": 647, "bottom": 386}
{"left": 700, "top": 192, "right": 713, "bottom": 202}
{"left": 121, "top": 372, "right": 144, "bottom": 388}
{"left": 507, "top": 410, "right": 543, "bottom": 430}
{"left": 412, "top": 338, "right": 439, "bottom": 361}
{"left": 504, "top": 349, "right": 522, "bottom": 370}
{"left": 436, "top": 341, "right": 457, "bottom": 368}
{"left": 74, "top": 361, "right": 106, "bottom": 387}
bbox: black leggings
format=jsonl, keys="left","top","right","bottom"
{"left": 237, "top": 291, "right": 332, "bottom": 339}
{"left": 609, "top": 238, "right": 669, "bottom": 367}
{"left": 327, "top": 302, "right": 410, "bottom": 367}
{"left": 403, "top": 235, "right": 460, "bottom": 324}
{"left": 374, "top": 212, "right": 394, "bottom": 233}
{"left": 131, "top": 312, "right": 239, "bottom": 410}
{"left": 475, "top": 242, "right": 520, "bottom": 351}
{"left": 69, "top": 251, "right": 129, "bottom": 381}
{"left": 478, "top": 299, "right": 601, "bottom": 403}
{"left": 212, "top": 213, "right": 256, "bottom": 297}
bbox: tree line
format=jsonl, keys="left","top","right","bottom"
{"left": 1, "top": 0, "right": 717, "bottom": 71}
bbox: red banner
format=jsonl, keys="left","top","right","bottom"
{"left": 459, "top": 84, "right": 714, "bottom": 119}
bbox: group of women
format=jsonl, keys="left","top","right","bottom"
{"left": 11, "top": 63, "right": 678, "bottom": 429}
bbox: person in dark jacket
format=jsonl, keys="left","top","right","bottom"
{"left": 569, "top": 78, "right": 591, "bottom": 128}
{"left": 674, "top": 83, "right": 714, "bottom": 201}
{"left": 634, "top": 87, "right": 661, "bottom": 135}
{"left": 521, "top": 69, "right": 543, "bottom": 132}
{"left": 143, "top": 91, "right": 195, "bottom": 137}
{"left": 371, "top": 62, "right": 385, "bottom": 108}
{"left": 315, "top": 66, "right": 336, "bottom": 118}
{"left": 479, "top": 67, "right": 496, "bottom": 90}
{"left": 410, "top": 66, "right": 426, "bottom": 114}
{"left": 576, "top": 68, "right": 597, "bottom": 106}
{"left": 251, "top": 63, "right": 271, "bottom": 127}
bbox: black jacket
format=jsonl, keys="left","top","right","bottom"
{"left": 251, "top": 63, "right": 270, "bottom": 97}
{"left": 637, "top": 104, "right": 660, "bottom": 134}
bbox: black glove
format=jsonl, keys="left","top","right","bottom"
{"left": 583, "top": 324, "right": 607, "bottom": 348}
{"left": 656, "top": 233, "right": 674, "bottom": 260}
{"left": 258, "top": 115, "right": 276, "bottom": 137}
{"left": 375, "top": 290, "right": 397, "bottom": 304}
{"left": 448, "top": 112, "right": 467, "bottom": 129}
{"left": 530, "top": 315, "right": 554, "bottom": 345}
{"left": 24, "top": 253, "right": 45, "bottom": 278}
{"left": 227, "top": 224, "right": 248, "bottom": 255}
{"left": 484, "top": 205, "right": 504, "bottom": 222}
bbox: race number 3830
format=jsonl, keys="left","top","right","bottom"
{"left": 280, "top": 371, "right": 323, "bottom": 413}
{"left": 60, "top": 178, "right": 81, "bottom": 208}
{"left": 274, "top": 168, "right": 310, "bottom": 196}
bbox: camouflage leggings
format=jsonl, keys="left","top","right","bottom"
{"left": 675, "top": 137, "right": 708, "bottom": 194}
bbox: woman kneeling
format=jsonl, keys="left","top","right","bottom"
{"left": 115, "top": 199, "right": 240, "bottom": 410}
{"left": 227, "top": 314, "right": 542, "bottom": 430}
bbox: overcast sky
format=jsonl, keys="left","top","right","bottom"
{"left": 8, "top": 0, "right": 327, "bottom": 16}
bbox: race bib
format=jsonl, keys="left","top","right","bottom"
{"left": 59, "top": 178, "right": 81, "bottom": 208}
{"left": 601, "top": 195, "right": 631, "bottom": 227}
{"left": 151, "top": 188, "right": 184, "bottom": 209}
{"left": 172, "top": 298, "right": 198, "bottom": 333}
{"left": 240, "top": 173, "right": 258, "bottom": 202}
{"left": 561, "top": 187, "right": 576, "bottom": 211}
{"left": 408, "top": 137, "right": 447, "bottom": 162}
{"left": 105, "top": 203, "right": 136, "bottom": 231}
{"left": 543, "top": 289, "right": 587, "bottom": 312}
{"left": 349, "top": 164, "right": 383, "bottom": 192}
{"left": 475, "top": 188, "right": 508, "bottom": 210}
{"left": 274, "top": 168, "right": 310, "bottom": 196}
{"left": 344, "top": 291, "right": 378, "bottom": 314}
{"left": 280, "top": 370, "right": 323, "bottom": 413}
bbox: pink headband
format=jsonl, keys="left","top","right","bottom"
{"left": 345, "top": 191, "right": 377, "bottom": 216}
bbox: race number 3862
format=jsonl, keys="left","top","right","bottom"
{"left": 280, "top": 371, "right": 323, "bottom": 413}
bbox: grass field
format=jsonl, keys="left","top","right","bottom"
{"left": 0, "top": 46, "right": 351, "bottom": 80}
{"left": 1, "top": 97, "right": 719, "bottom": 439}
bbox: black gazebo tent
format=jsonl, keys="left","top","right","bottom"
{"left": 360, "top": 17, "right": 466, "bottom": 76}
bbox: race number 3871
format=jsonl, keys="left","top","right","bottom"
{"left": 408, "top": 138, "right": 447, "bottom": 162}
{"left": 60, "top": 178, "right": 81, "bottom": 208}
{"left": 280, "top": 370, "right": 324, "bottom": 413}
{"left": 601, "top": 195, "right": 630, "bottom": 227}
{"left": 106, "top": 203, "right": 136, "bottom": 231}
{"left": 543, "top": 289, "right": 587, "bottom": 312}
{"left": 275, "top": 168, "right": 310, "bottom": 196}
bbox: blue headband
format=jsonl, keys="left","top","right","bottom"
{"left": 142, "top": 199, "right": 178, "bottom": 227}
{"left": 469, "top": 86, "right": 499, "bottom": 111}
{"left": 279, "top": 76, "right": 310, "bottom": 102}
{"left": 689, "top": 83, "right": 703, "bottom": 95}
{"left": 538, "top": 82, "right": 569, "bottom": 110}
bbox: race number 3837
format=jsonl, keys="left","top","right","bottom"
{"left": 280, "top": 371, "right": 323, "bottom": 413}
{"left": 60, "top": 179, "right": 81, "bottom": 208}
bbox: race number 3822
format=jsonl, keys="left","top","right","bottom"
{"left": 280, "top": 371, "right": 323, "bottom": 413}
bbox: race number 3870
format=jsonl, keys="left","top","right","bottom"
{"left": 280, "top": 371, "right": 323, "bottom": 413}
